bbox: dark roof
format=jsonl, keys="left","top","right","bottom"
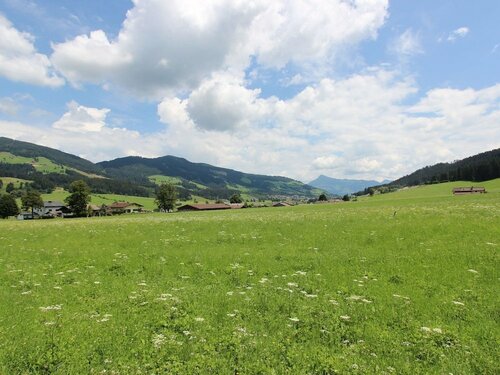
{"left": 44, "top": 200, "right": 66, "bottom": 208}
{"left": 178, "top": 203, "right": 231, "bottom": 211}
{"left": 109, "top": 202, "right": 144, "bottom": 208}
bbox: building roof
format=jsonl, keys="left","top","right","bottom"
{"left": 452, "top": 186, "right": 486, "bottom": 193}
{"left": 178, "top": 203, "right": 231, "bottom": 210}
{"left": 44, "top": 200, "right": 66, "bottom": 208}
{"left": 109, "top": 201, "right": 144, "bottom": 209}
{"left": 273, "top": 202, "right": 292, "bottom": 207}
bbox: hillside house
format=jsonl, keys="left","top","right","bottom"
{"left": 109, "top": 202, "right": 144, "bottom": 214}
{"left": 177, "top": 203, "right": 231, "bottom": 211}
{"left": 452, "top": 186, "right": 486, "bottom": 195}
{"left": 35, "top": 200, "right": 72, "bottom": 217}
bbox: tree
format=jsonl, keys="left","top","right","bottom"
{"left": 65, "top": 180, "right": 91, "bottom": 217}
{"left": 0, "top": 194, "right": 19, "bottom": 218}
{"left": 229, "top": 193, "right": 243, "bottom": 204}
{"left": 21, "top": 189, "right": 43, "bottom": 217}
{"left": 6, "top": 182, "right": 14, "bottom": 193}
{"left": 318, "top": 193, "right": 328, "bottom": 201}
{"left": 342, "top": 194, "right": 351, "bottom": 201}
{"left": 0, "top": 179, "right": 3, "bottom": 189}
{"left": 155, "top": 183, "right": 177, "bottom": 212}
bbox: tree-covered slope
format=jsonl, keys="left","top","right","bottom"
{"left": 390, "top": 148, "right": 500, "bottom": 187}
{"left": 98, "top": 155, "right": 318, "bottom": 198}
{"left": 0, "top": 137, "right": 104, "bottom": 175}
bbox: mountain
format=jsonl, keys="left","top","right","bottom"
{"left": 0, "top": 137, "right": 318, "bottom": 199}
{"left": 308, "top": 175, "right": 390, "bottom": 196}
{"left": 356, "top": 148, "right": 500, "bottom": 195}
{"left": 98, "top": 155, "right": 319, "bottom": 199}
{"left": 388, "top": 148, "right": 500, "bottom": 187}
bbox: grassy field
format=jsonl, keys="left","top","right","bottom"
{"left": 0, "top": 177, "right": 31, "bottom": 193}
{"left": 0, "top": 181, "right": 499, "bottom": 373}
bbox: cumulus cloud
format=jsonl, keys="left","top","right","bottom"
{"left": 52, "top": 101, "right": 110, "bottom": 133}
{"left": 2, "top": 75, "right": 499, "bottom": 181}
{"left": 0, "top": 13, "right": 63, "bottom": 86}
{"left": 51, "top": 0, "right": 388, "bottom": 97}
{"left": 447, "top": 27, "right": 469, "bottom": 42}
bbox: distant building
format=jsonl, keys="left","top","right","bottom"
{"left": 34, "top": 200, "right": 72, "bottom": 217}
{"left": 272, "top": 202, "right": 292, "bottom": 207}
{"left": 177, "top": 203, "right": 231, "bottom": 211}
{"left": 452, "top": 187, "right": 486, "bottom": 195}
{"left": 108, "top": 202, "right": 144, "bottom": 214}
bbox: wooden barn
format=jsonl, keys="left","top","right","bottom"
{"left": 177, "top": 203, "right": 231, "bottom": 211}
{"left": 452, "top": 186, "right": 486, "bottom": 195}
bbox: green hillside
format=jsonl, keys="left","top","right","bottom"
{"left": 99, "top": 155, "right": 319, "bottom": 199}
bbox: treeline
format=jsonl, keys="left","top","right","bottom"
{"left": 356, "top": 148, "right": 500, "bottom": 196}
{"left": 0, "top": 163, "right": 151, "bottom": 196}
{"left": 391, "top": 148, "right": 500, "bottom": 187}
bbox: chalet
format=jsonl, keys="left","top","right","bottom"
{"left": 35, "top": 201, "right": 72, "bottom": 217}
{"left": 177, "top": 203, "right": 231, "bottom": 212}
{"left": 273, "top": 202, "right": 292, "bottom": 207}
{"left": 108, "top": 202, "right": 144, "bottom": 214}
{"left": 452, "top": 186, "right": 486, "bottom": 195}
{"left": 17, "top": 211, "right": 41, "bottom": 220}
{"left": 87, "top": 204, "right": 110, "bottom": 217}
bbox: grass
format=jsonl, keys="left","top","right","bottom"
{"left": 0, "top": 152, "right": 104, "bottom": 177}
{"left": 0, "top": 181, "right": 499, "bottom": 373}
{"left": 0, "top": 177, "right": 31, "bottom": 193}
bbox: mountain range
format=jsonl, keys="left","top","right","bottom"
{"left": 308, "top": 175, "right": 391, "bottom": 196}
{"left": 0, "top": 137, "right": 320, "bottom": 199}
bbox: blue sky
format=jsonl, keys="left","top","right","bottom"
{"left": 0, "top": 0, "right": 498, "bottom": 182}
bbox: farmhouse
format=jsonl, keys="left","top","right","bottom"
{"left": 273, "top": 202, "right": 292, "bottom": 207}
{"left": 177, "top": 203, "right": 231, "bottom": 211}
{"left": 452, "top": 186, "right": 486, "bottom": 195}
{"left": 35, "top": 200, "right": 72, "bottom": 217}
{"left": 108, "top": 201, "right": 144, "bottom": 214}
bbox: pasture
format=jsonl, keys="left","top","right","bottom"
{"left": 0, "top": 181, "right": 499, "bottom": 373}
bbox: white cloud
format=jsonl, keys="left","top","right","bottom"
{"left": 52, "top": 101, "right": 110, "bottom": 133}
{"left": 2, "top": 69, "right": 498, "bottom": 183}
{"left": 447, "top": 27, "right": 469, "bottom": 42}
{"left": 391, "top": 29, "right": 423, "bottom": 57}
{"left": 51, "top": 0, "right": 388, "bottom": 98}
{"left": 0, "top": 13, "right": 63, "bottom": 86}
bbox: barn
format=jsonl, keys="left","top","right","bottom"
{"left": 177, "top": 203, "right": 231, "bottom": 211}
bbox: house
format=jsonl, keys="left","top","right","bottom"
{"left": 177, "top": 203, "right": 231, "bottom": 211}
{"left": 229, "top": 203, "right": 244, "bottom": 209}
{"left": 272, "top": 202, "right": 292, "bottom": 207}
{"left": 108, "top": 201, "right": 144, "bottom": 214}
{"left": 87, "top": 204, "right": 110, "bottom": 216}
{"left": 452, "top": 186, "right": 486, "bottom": 195}
{"left": 17, "top": 211, "right": 41, "bottom": 220}
{"left": 35, "top": 201, "right": 72, "bottom": 217}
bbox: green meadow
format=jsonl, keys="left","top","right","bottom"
{"left": 0, "top": 181, "right": 499, "bottom": 373}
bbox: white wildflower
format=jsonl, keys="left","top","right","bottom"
{"left": 287, "top": 282, "right": 298, "bottom": 288}
{"left": 421, "top": 327, "right": 431, "bottom": 333}
{"left": 259, "top": 278, "right": 268, "bottom": 284}
{"left": 40, "top": 305, "right": 62, "bottom": 312}
{"left": 195, "top": 317, "right": 205, "bottom": 322}
{"left": 432, "top": 328, "right": 442, "bottom": 334}
{"left": 467, "top": 269, "right": 478, "bottom": 274}
{"left": 340, "top": 315, "right": 351, "bottom": 321}
{"left": 305, "top": 294, "right": 317, "bottom": 298}
{"left": 452, "top": 301, "right": 465, "bottom": 306}
{"left": 289, "top": 317, "right": 300, "bottom": 322}
{"left": 152, "top": 333, "right": 165, "bottom": 348}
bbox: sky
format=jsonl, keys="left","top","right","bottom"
{"left": 0, "top": 0, "right": 498, "bottom": 183}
